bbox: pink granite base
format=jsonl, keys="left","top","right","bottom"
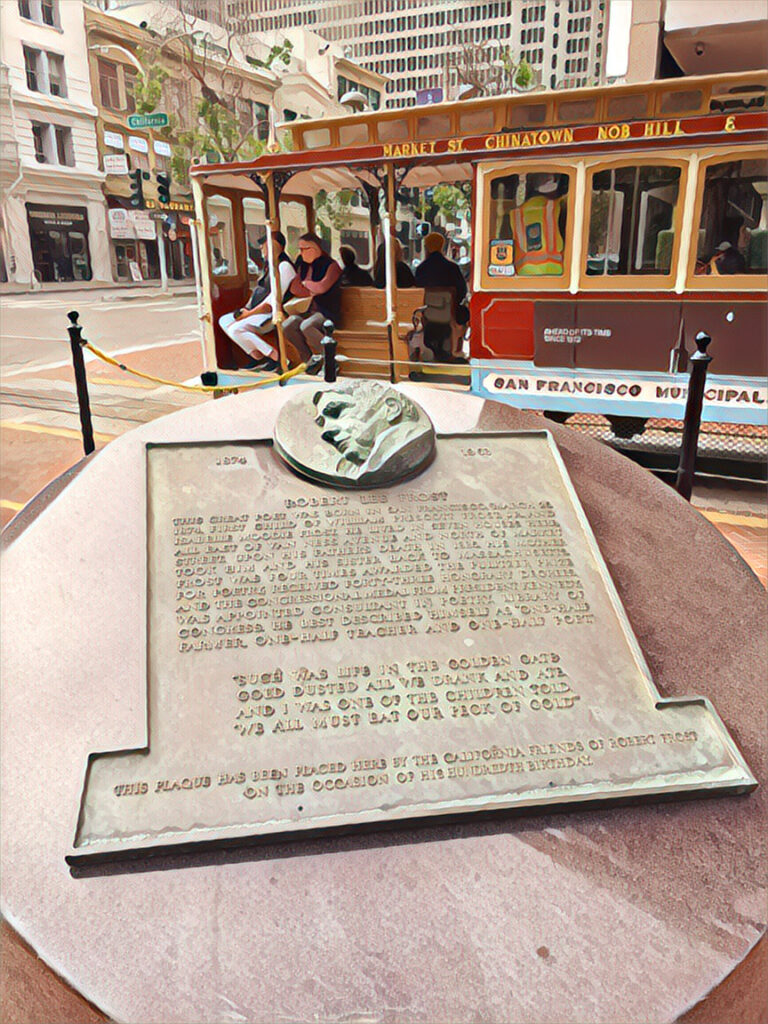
{"left": 1, "top": 386, "right": 765, "bottom": 1023}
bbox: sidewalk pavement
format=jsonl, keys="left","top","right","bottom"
{"left": 0, "top": 280, "right": 197, "bottom": 300}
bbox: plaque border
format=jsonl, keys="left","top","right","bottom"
{"left": 67, "top": 431, "right": 757, "bottom": 868}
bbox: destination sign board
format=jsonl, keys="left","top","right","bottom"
{"left": 207, "top": 111, "right": 765, "bottom": 176}
{"left": 127, "top": 113, "right": 169, "bottom": 129}
{"left": 68, "top": 431, "right": 754, "bottom": 864}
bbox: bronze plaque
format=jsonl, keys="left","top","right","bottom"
{"left": 68, "top": 432, "right": 755, "bottom": 864}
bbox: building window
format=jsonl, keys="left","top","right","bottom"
{"left": 25, "top": 47, "right": 67, "bottom": 97}
{"left": 46, "top": 52, "right": 65, "bottom": 95}
{"left": 31, "top": 121, "right": 74, "bottom": 166}
{"left": 98, "top": 58, "right": 121, "bottom": 110}
{"left": 124, "top": 69, "right": 137, "bottom": 114}
{"left": 55, "top": 125, "right": 73, "bottom": 165}
{"left": 23, "top": 46, "right": 40, "bottom": 91}
{"left": 254, "top": 101, "right": 269, "bottom": 140}
{"left": 18, "top": 0, "right": 58, "bottom": 26}
{"left": 31, "top": 122, "right": 47, "bottom": 162}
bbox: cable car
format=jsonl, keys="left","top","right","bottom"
{"left": 190, "top": 71, "right": 767, "bottom": 435}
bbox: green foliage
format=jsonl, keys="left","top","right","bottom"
{"left": 131, "top": 55, "right": 169, "bottom": 115}
{"left": 431, "top": 184, "right": 469, "bottom": 222}
{"left": 515, "top": 59, "right": 534, "bottom": 90}
{"left": 246, "top": 40, "right": 293, "bottom": 71}
{"left": 315, "top": 189, "right": 356, "bottom": 233}
{"left": 126, "top": 32, "right": 294, "bottom": 193}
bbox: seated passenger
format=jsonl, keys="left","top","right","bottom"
{"left": 211, "top": 247, "right": 229, "bottom": 276}
{"left": 414, "top": 231, "right": 468, "bottom": 305}
{"left": 283, "top": 232, "right": 342, "bottom": 376}
{"left": 704, "top": 222, "right": 750, "bottom": 275}
{"left": 339, "top": 245, "right": 374, "bottom": 287}
{"left": 218, "top": 231, "right": 295, "bottom": 371}
{"left": 374, "top": 240, "right": 415, "bottom": 288}
{"left": 414, "top": 231, "right": 470, "bottom": 361}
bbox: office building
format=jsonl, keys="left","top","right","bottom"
{"left": 171, "top": 0, "right": 609, "bottom": 108}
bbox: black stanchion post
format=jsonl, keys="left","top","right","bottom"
{"left": 675, "top": 331, "right": 712, "bottom": 502}
{"left": 321, "top": 319, "right": 337, "bottom": 383}
{"left": 66, "top": 310, "right": 95, "bottom": 456}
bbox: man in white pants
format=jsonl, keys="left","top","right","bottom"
{"left": 218, "top": 232, "right": 296, "bottom": 370}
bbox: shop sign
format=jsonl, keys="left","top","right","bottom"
{"left": 109, "top": 208, "right": 133, "bottom": 239}
{"left": 133, "top": 211, "right": 156, "bottom": 241}
{"left": 104, "top": 153, "right": 129, "bottom": 175}
{"left": 145, "top": 199, "right": 194, "bottom": 212}
{"left": 128, "top": 113, "right": 169, "bottom": 129}
{"left": 128, "top": 135, "right": 149, "bottom": 153}
{"left": 153, "top": 139, "right": 172, "bottom": 157}
{"left": 28, "top": 207, "right": 87, "bottom": 229}
{"left": 129, "top": 260, "right": 143, "bottom": 281}
{"left": 104, "top": 131, "right": 124, "bottom": 150}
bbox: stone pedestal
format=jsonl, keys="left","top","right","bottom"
{"left": 1, "top": 387, "right": 765, "bottom": 1023}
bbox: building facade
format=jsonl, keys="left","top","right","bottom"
{"left": 85, "top": 0, "right": 386, "bottom": 279}
{"left": 170, "top": 0, "right": 609, "bottom": 108}
{"left": 85, "top": 2, "right": 280, "bottom": 283}
{"left": 0, "top": 0, "right": 111, "bottom": 286}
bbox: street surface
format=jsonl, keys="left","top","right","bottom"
{"left": 0, "top": 286, "right": 765, "bottom": 583}
{"left": 1, "top": 286, "right": 211, "bottom": 530}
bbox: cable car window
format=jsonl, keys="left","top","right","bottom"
{"left": 659, "top": 88, "right": 703, "bottom": 115}
{"left": 606, "top": 92, "right": 648, "bottom": 121}
{"left": 303, "top": 127, "right": 331, "bottom": 149}
{"left": 339, "top": 122, "right": 369, "bottom": 146}
{"left": 488, "top": 170, "right": 570, "bottom": 277}
{"left": 586, "top": 164, "right": 681, "bottom": 277}
{"left": 504, "top": 102, "right": 547, "bottom": 129}
{"left": 459, "top": 107, "right": 494, "bottom": 134}
{"left": 557, "top": 98, "right": 597, "bottom": 122}
{"left": 417, "top": 114, "right": 451, "bottom": 139}
{"left": 206, "top": 195, "right": 235, "bottom": 277}
{"left": 243, "top": 197, "right": 266, "bottom": 277}
{"left": 377, "top": 118, "right": 408, "bottom": 142}
{"left": 695, "top": 159, "right": 768, "bottom": 276}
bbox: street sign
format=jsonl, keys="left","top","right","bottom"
{"left": 416, "top": 87, "right": 444, "bottom": 105}
{"left": 127, "top": 113, "right": 169, "bottom": 129}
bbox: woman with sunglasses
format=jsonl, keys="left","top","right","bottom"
{"left": 283, "top": 232, "right": 342, "bottom": 375}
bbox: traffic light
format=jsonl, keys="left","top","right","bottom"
{"left": 156, "top": 172, "right": 172, "bottom": 205}
{"left": 129, "top": 168, "right": 148, "bottom": 208}
{"left": 415, "top": 221, "right": 430, "bottom": 237}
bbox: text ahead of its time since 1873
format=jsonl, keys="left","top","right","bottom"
{"left": 68, "top": 432, "right": 755, "bottom": 865}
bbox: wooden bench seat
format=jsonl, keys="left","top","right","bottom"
{"left": 335, "top": 287, "right": 424, "bottom": 380}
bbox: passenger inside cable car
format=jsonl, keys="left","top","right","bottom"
{"left": 218, "top": 231, "right": 296, "bottom": 371}
{"left": 282, "top": 232, "right": 343, "bottom": 375}
{"left": 695, "top": 159, "right": 767, "bottom": 275}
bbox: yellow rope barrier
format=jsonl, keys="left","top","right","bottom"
{"left": 81, "top": 339, "right": 306, "bottom": 393}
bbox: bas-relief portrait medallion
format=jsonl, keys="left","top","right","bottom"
{"left": 273, "top": 381, "right": 436, "bottom": 488}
